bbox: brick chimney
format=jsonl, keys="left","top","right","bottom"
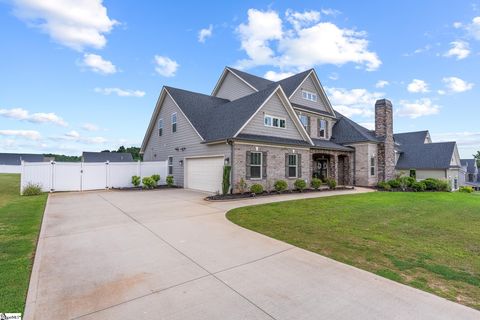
{"left": 375, "top": 99, "right": 395, "bottom": 182}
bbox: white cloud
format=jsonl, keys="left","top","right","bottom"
{"left": 325, "top": 87, "right": 384, "bottom": 117}
{"left": 94, "top": 87, "right": 145, "bottom": 97}
{"left": 444, "top": 41, "right": 470, "bottom": 60}
{"left": 198, "top": 24, "right": 213, "bottom": 43}
{"left": 397, "top": 98, "right": 440, "bottom": 118}
{"left": 453, "top": 22, "right": 463, "bottom": 29}
{"left": 433, "top": 131, "right": 480, "bottom": 147}
{"left": 321, "top": 8, "right": 341, "bottom": 17}
{"left": 154, "top": 55, "right": 179, "bottom": 77}
{"left": 407, "top": 79, "right": 429, "bottom": 93}
{"left": 82, "top": 53, "right": 116, "bottom": 74}
{"left": 54, "top": 131, "right": 107, "bottom": 145}
{"left": 0, "top": 107, "right": 67, "bottom": 126}
{"left": 236, "top": 9, "right": 381, "bottom": 71}
{"left": 375, "top": 80, "right": 389, "bottom": 88}
{"left": 442, "top": 77, "right": 474, "bottom": 93}
{"left": 81, "top": 123, "right": 99, "bottom": 131}
{"left": 0, "top": 129, "right": 41, "bottom": 140}
{"left": 359, "top": 122, "right": 375, "bottom": 130}
{"left": 465, "top": 16, "right": 480, "bottom": 40}
{"left": 263, "top": 70, "right": 295, "bottom": 81}
{"left": 12, "top": 0, "right": 118, "bottom": 51}
{"left": 65, "top": 130, "right": 80, "bottom": 138}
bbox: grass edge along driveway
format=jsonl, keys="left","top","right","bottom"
{"left": 227, "top": 192, "right": 480, "bottom": 310}
{"left": 0, "top": 174, "right": 47, "bottom": 313}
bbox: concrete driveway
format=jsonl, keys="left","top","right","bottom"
{"left": 25, "top": 188, "right": 479, "bottom": 320}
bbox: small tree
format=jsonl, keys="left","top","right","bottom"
{"left": 474, "top": 150, "right": 480, "bottom": 167}
{"left": 222, "top": 165, "right": 232, "bottom": 195}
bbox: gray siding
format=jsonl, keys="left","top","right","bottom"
{"left": 215, "top": 71, "right": 256, "bottom": 101}
{"left": 290, "top": 75, "right": 328, "bottom": 112}
{"left": 143, "top": 94, "right": 230, "bottom": 186}
{"left": 241, "top": 92, "right": 305, "bottom": 140}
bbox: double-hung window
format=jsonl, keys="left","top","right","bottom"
{"left": 250, "top": 152, "right": 262, "bottom": 179}
{"left": 288, "top": 154, "right": 298, "bottom": 178}
{"left": 370, "top": 156, "right": 375, "bottom": 176}
{"left": 302, "top": 90, "right": 317, "bottom": 102}
{"left": 168, "top": 156, "right": 173, "bottom": 175}
{"left": 318, "top": 119, "right": 327, "bottom": 138}
{"left": 264, "top": 115, "right": 286, "bottom": 128}
{"left": 171, "top": 113, "right": 177, "bottom": 133}
{"left": 158, "top": 118, "right": 163, "bottom": 136}
{"left": 299, "top": 114, "right": 309, "bottom": 132}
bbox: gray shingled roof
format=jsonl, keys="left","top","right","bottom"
{"left": 330, "top": 112, "right": 379, "bottom": 144}
{"left": 291, "top": 103, "right": 336, "bottom": 118}
{"left": 311, "top": 139, "right": 354, "bottom": 151}
{"left": 395, "top": 142, "right": 456, "bottom": 170}
{"left": 82, "top": 152, "right": 133, "bottom": 162}
{"left": 166, "top": 85, "right": 279, "bottom": 142}
{"left": 0, "top": 153, "right": 45, "bottom": 165}
{"left": 394, "top": 131, "right": 428, "bottom": 146}
{"left": 227, "top": 67, "right": 274, "bottom": 91}
{"left": 235, "top": 134, "right": 311, "bottom": 147}
{"left": 461, "top": 159, "right": 478, "bottom": 174}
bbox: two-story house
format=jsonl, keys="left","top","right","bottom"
{"left": 140, "top": 67, "right": 400, "bottom": 193}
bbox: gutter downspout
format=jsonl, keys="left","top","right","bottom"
{"left": 228, "top": 139, "right": 234, "bottom": 194}
{"left": 352, "top": 146, "right": 356, "bottom": 186}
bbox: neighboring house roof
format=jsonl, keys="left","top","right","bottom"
{"left": 235, "top": 134, "right": 311, "bottom": 147}
{"left": 227, "top": 67, "right": 274, "bottom": 91}
{"left": 311, "top": 139, "right": 354, "bottom": 151}
{"left": 460, "top": 159, "right": 478, "bottom": 174}
{"left": 330, "top": 112, "right": 379, "bottom": 144}
{"left": 0, "top": 153, "right": 45, "bottom": 165}
{"left": 395, "top": 142, "right": 457, "bottom": 170}
{"left": 394, "top": 131, "right": 429, "bottom": 146}
{"left": 82, "top": 152, "right": 133, "bottom": 162}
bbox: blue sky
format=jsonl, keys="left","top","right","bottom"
{"left": 0, "top": 0, "right": 479, "bottom": 157}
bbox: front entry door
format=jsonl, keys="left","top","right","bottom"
{"left": 313, "top": 159, "right": 328, "bottom": 181}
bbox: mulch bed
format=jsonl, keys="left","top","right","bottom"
{"left": 112, "top": 185, "right": 180, "bottom": 191}
{"left": 205, "top": 186, "right": 355, "bottom": 201}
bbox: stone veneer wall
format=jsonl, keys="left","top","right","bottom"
{"left": 232, "top": 142, "right": 310, "bottom": 193}
{"left": 309, "top": 149, "right": 354, "bottom": 185}
{"left": 351, "top": 143, "right": 378, "bottom": 186}
{"left": 375, "top": 99, "right": 396, "bottom": 182}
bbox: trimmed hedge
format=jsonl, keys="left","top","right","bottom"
{"left": 274, "top": 180, "right": 288, "bottom": 192}
{"left": 250, "top": 183, "right": 264, "bottom": 194}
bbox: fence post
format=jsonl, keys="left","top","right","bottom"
{"left": 137, "top": 160, "right": 141, "bottom": 178}
{"left": 50, "top": 161, "right": 55, "bottom": 192}
{"left": 20, "top": 160, "right": 25, "bottom": 195}
{"left": 105, "top": 161, "right": 110, "bottom": 189}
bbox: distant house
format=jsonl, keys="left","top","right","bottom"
{"left": 394, "top": 131, "right": 462, "bottom": 190}
{"left": 82, "top": 151, "right": 134, "bottom": 163}
{"left": 460, "top": 159, "right": 480, "bottom": 190}
{"left": 0, "top": 153, "right": 46, "bottom": 165}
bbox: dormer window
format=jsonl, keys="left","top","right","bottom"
{"left": 264, "top": 115, "right": 286, "bottom": 128}
{"left": 302, "top": 90, "right": 317, "bottom": 102}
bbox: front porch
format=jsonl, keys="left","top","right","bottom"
{"left": 310, "top": 149, "right": 354, "bottom": 186}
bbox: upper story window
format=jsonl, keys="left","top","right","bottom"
{"left": 171, "top": 113, "right": 177, "bottom": 133}
{"left": 298, "top": 114, "right": 310, "bottom": 134}
{"left": 318, "top": 119, "right": 327, "bottom": 138}
{"left": 370, "top": 155, "right": 375, "bottom": 176}
{"left": 264, "top": 115, "right": 286, "bottom": 128}
{"left": 302, "top": 90, "right": 317, "bottom": 102}
{"left": 158, "top": 118, "right": 163, "bottom": 136}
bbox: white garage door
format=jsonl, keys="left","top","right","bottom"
{"left": 185, "top": 156, "right": 224, "bottom": 193}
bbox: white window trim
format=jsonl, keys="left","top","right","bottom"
{"left": 288, "top": 154, "right": 298, "bottom": 178}
{"left": 168, "top": 156, "right": 173, "bottom": 175}
{"left": 301, "top": 90, "right": 318, "bottom": 102}
{"left": 171, "top": 113, "right": 177, "bottom": 133}
{"left": 264, "top": 114, "right": 286, "bottom": 129}
{"left": 250, "top": 151, "right": 263, "bottom": 180}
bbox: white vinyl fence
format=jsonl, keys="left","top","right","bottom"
{"left": 20, "top": 161, "right": 167, "bottom": 194}
{"left": 0, "top": 165, "right": 22, "bottom": 173}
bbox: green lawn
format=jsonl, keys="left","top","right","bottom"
{"left": 0, "top": 174, "right": 47, "bottom": 313}
{"left": 227, "top": 192, "right": 480, "bottom": 310}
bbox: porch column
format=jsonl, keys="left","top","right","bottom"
{"left": 329, "top": 154, "right": 338, "bottom": 182}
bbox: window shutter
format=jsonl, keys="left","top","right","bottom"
{"left": 246, "top": 151, "right": 251, "bottom": 180}
{"left": 317, "top": 118, "right": 321, "bottom": 137}
{"left": 285, "top": 154, "right": 289, "bottom": 178}
{"left": 307, "top": 116, "right": 311, "bottom": 135}
{"left": 297, "top": 154, "right": 302, "bottom": 178}
{"left": 326, "top": 120, "right": 329, "bottom": 138}
{"left": 262, "top": 152, "right": 267, "bottom": 178}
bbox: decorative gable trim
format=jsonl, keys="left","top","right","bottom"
{"left": 289, "top": 69, "right": 336, "bottom": 117}
{"left": 233, "top": 85, "right": 314, "bottom": 145}
{"left": 211, "top": 67, "right": 258, "bottom": 96}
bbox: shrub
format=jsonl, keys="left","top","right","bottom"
{"left": 310, "top": 178, "right": 322, "bottom": 190}
{"left": 294, "top": 179, "right": 307, "bottom": 191}
{"left": 142, "top": 177, "right": 156, "bottom": 189}
{"left": 166, "top": 175, "right": 174, "bottom": 187}
{"left": 250, "top": 183, "right": 264, "bottom": 194}
{"left": 151, "top": 174, "right": 160, "bottom": 185}
{"left": 423, "top": 178, "right": 439, "bottom": 191}
{"left": 326, "top": 178, "right": 337, "bottom": 189}
{"left": 377, "top": 181, "right": 391, "bottom": 191}
{"left": 399, "top": 176, "right": 416, "bottom": 188}
{"left": 387, "top": 179, "right": 401, "bottom": 189}
{"left": 437, "top": 179, "right": 451, "bottom": 192}
{"left": 274, "top": 179, "right": 288, "bottom": 192}
{"left": 222, "top": 165, "right": 232, "bottom": 195}
{"left": 22, "top": 183, "right": 42, "bottom": 196}
{"left": 411, "top": 181, "right": 426, "bottom": 192}
{"left": 131, "top": 175, "right": 141, "bottom": 187}
{"left": 236, "top": 178, "right": 248, "bottom": 194}
{"left": 459, "top": 186, "right": 474, "bottom": 193}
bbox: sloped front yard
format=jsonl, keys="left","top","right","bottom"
{"left": 0, "top": 174, "right": 47, "bottom": 313}
{"left": 227, "top": 192, "right": 480, "bottom": 310}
